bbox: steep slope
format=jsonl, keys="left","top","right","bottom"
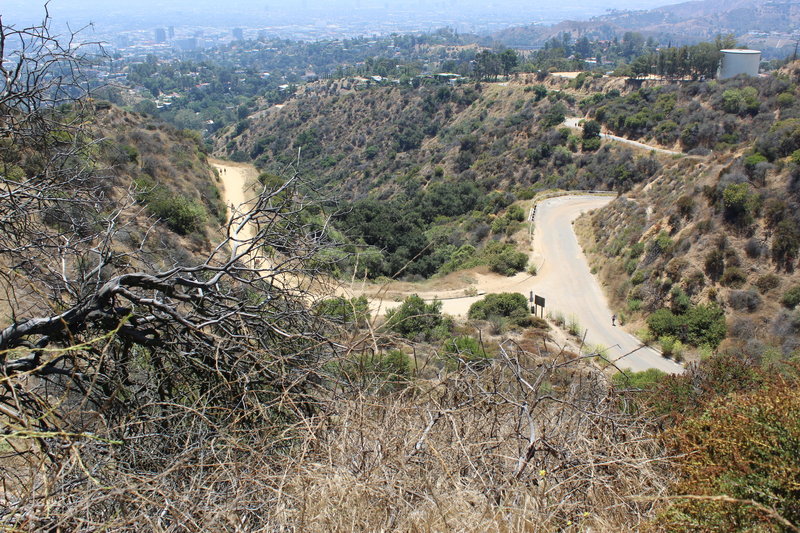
{"left": 578, "top": 64, "right": 800, "bottom": 361}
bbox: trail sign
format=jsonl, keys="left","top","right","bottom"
{"left": 534, "top": 295, "right": 545, "bottom": 308}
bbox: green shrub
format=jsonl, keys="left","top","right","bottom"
{"left": 384, "top": 295, "right": 451, "bottom": 341}
{"left": 781, "top": 286, "right": 800, "bottom": 309}
{"left": 650, "top": 303, "right": 726, "bottom": 348}
{"left": 484, "top": 242, "right": 528, "bottom": 276}
{"left": 659, "top": 336, "right": 684, "bottom": 360}
{"left": 137, "top": 179, "right": 207, "bottom": 235}
{"left": 772, "top": 218, "right": 800, "bottom": 269}
{"left": 720, "top": 267, "right": 746, "bottom": 288}
{"left": 683, "top": 304, "right": 726, "bottom": 348}
{"left": 581, "top": 136, "right": 602, "bottom": 151}
{"left": 317, "top": 296, "right": 370, "bottom": 326}
{"left": 657, "top": 377, "right": 800, "bottom": 532}
{"left": 505, "top": 204, "right": 526, "bottom": 222}
{"left": 567, "top": 315, "right": 582, "bottom": 336}
{"left": 468, "top": 292, "right": 529, "bottom": 323}
{"left": 442, "top": 336, "right": 489, "bottom": 369}
{"left": 722, "top": 183, "right": 758, "bottom": 226}
{"left": 648, "top": 309, "right": 681, "bottom": 338}
{"left": 612, "top": 368, "right": 666, "bottom": 390}
{"left": 341, "top": 349, "right": 412, "bottom": 391}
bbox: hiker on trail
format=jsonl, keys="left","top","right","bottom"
{"left": 611, "top": 314, "right": 616, "bottom": 326}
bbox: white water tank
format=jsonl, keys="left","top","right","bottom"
{"left": 718, "top": 49, "right": 761, "bottom": 79}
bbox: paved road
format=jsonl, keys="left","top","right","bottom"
{"left": 527, "top": 195, "right": 684, "bottom": 374}
{"left": 563, "top": 117, "right": 685, "bottom": 157}
{"left": 211, "top": 157, "right": 682, "bottom": 374}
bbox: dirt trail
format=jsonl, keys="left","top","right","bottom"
{"left": 210, "top": 158, "right": 259, "bottom": 240}
{"left": 563, "top": 117, "right": 686, "bottom": 156}
{"left": 210, "top": 159, "right": 682, "bottom": 373}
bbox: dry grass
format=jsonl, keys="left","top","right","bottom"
{"left": 2, "top": 341, "right": 675, "bottom": 532}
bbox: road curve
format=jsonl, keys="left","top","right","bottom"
{"left": 527, "top": 195, "right": 684, "bottom": 374}
{"left": 211, "top": 157, "right": 682, "bottom": 374}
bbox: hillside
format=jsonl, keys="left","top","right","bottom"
{"left": 217, "top": 76, "right": 665, "bottom": 279}
{"left": 576, "top": 66, "right": 800, "bottom": 362}
{"left": 6, "top": 14, "right": 800, "bottom": 531}
{"left": 216, "top": 64, "right": 800, "bottom": 361}
{"left": 492, "top": 0, "right": 798, "bottom": 54}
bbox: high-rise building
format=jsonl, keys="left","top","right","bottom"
{"left": 232, "top": 28, "right": 244, "bottom": 41}
{"left": 154, "top": 28, "right": 167, "bottom": 43}
{"left": 168, "top": 26, "right": 175, "bottom": 39}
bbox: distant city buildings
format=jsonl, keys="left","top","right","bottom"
{"left": 154, "top": 28, "right": 167, "bottom": 43}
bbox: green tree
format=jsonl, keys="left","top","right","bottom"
{"left": 499, "top": 49, "right": 519, "bottom": 77}
{"left": 582, "top": 120, "right": 601, "bottom": 140}
{"left": 722, "top": 183, "right": 757, "bottom": 226}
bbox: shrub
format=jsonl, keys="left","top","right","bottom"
{"left": 143, "top": 188, "right": 207, "bottom": 235}
{"left": 468, "top": 292, "right": 529, "bottom": 323}
{"left": 755, "top": 273, "right": 780, "bottom": 293}
{"left": 612, "top": 368, "right": 666, "bottom": 390}
{"left": 317, "top": 296, "right": 370, "bottom": 326}
{"left": 581, "top": 136, "right": 602, "bottom": 151}
{"left": 340, "top": 349, "right": 412, "bottom": 392}
{"left": 648, "top": 309, "right": 681, "bottom": 339}
{"left": 684, "top": 304, "right": 727, "bottom": 348}
{"left": 676, "top": 195, "right": 694, "bottom": 218}
{"left": 781, "top": 286, "right": 800, "bottom": 309}
{"left": 772, "top": 218, "right": 800, "bottom": 269}
{"left": 727, "top": 290, "right": 761, "bottom": 312}
{"left": 720, "top": 267, "right": 746, "bottom": 288}
{"left": 648, "top": 304, "right": 726, "bottom": 348}
{"left": 722, "top": 183, "right": 757, "bottom": 226}
{"left": 441, "top": 336, "right": 489, "bottom": 369}
{"left": 582, "top": 119, "right": 601, "bottom": 138}
{"left": 567, "top": 315, "right": 582, "bottom": 336}
{"left": 384, "top": 295, "right": 450, "bottom": 341}
{"left": 658, "top": 378, "right": 800, "bottom": 531}
{"left": 484, "top": 242, "right": 528, "bottom": 276}
{"left": 704, "top": 249, "right": 725, "bottom": 281}
{"left": 659, "top": 336, "right": 683, "bottom": 360}
{"left": 505, "top": 204, "right": 526, "bottom": 222}
{"left": 744, "top": 237, "right": 766, "bottom": 258}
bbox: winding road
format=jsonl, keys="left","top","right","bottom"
{"left": 527, "top": 196, "right": 683, "bottom": 374}
{"left": 211, "top": 159, "right": 683, "bottom": 374}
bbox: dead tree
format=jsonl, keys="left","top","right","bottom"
{"left": 0, "top": 7, "right": 340, "bottom": 475}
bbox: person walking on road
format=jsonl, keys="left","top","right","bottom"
{"left": 611, "top": 314, "right": 616, "bottom": 326}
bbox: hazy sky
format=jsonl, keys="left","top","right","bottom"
{"left": 5, "top": 0, "right": 679, "bottom": 32}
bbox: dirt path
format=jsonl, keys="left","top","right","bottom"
{"left": 210, "top": 159, "right": 681, "bottom": 373}
{"left": 210, "top": 158, "right": 259, "bottom": 240}
{"left": 563, "top": 117, "right": 686, "bottom": 157}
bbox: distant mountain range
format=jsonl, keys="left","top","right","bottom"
{"left": 493, "top": 0, "right": 800, "bottom": 57}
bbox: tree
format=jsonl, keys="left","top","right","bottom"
{"left": 582, "top": 120, "right": 602, "bottom": 139}
{"left": 499, "top": 49, "right": 519, "bottom": 77}
{"left": 1, "top": 7, "right": 340, "bottom": 511}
